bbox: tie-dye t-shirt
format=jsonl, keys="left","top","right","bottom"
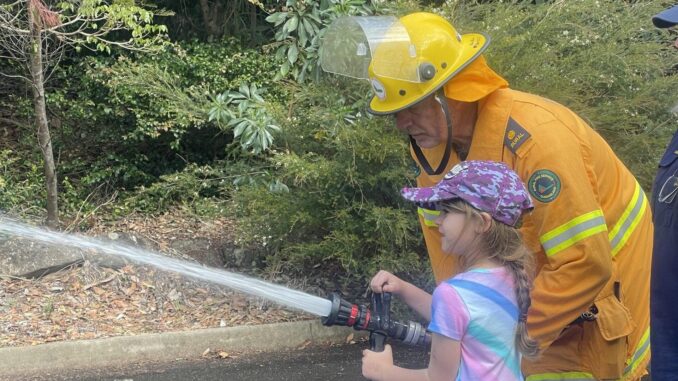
{"left": 428, "top": 267, "right": 523, "bottom": 381}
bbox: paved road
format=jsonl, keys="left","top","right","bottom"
{"left": 16, "top": 341, "right": 430, "bottom": 381}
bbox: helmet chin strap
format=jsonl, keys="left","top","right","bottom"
{"left": 410, "top": 88, "right": 454, "bottom": 176}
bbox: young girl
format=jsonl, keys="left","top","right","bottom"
{"left": 362, "top": 160, "right": 539, "bottom": 381}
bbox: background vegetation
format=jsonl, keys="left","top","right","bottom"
{"left": 1, "top": 0, "right": 677, "bottom": 286}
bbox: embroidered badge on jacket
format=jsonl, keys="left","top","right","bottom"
{"left": 528, "top": 169, "right": 561, "bottom": 203}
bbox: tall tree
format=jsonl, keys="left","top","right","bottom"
{"left": 0, "top": 0, "right": 167, "bottom": 228}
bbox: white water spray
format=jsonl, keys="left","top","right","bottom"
{"left": 0, "top": 219, "right": 333, "bottom": 317}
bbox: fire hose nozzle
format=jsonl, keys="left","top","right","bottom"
{"left": 321, "top": 292, "right": 371, "bottom": 330}
{"left": 321, "top": 292, "right": 431, "bottom": 349}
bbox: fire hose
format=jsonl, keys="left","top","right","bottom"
{"left": 321, "top": 292, "right": 431, "bottom": 352}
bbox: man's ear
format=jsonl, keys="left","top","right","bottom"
{"left": 477, "top": 212, "right": 493, "bottom": 233}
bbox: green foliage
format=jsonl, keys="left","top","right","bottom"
{"left": 0, "top": 149, "right": 94, "bottom": 219}
{"left": 208, "top": 84, "right": 281, "bottom": 154}
{"left": 0, "top": 149, "right": 45, "bottom": 214}
{"left": 0, "top": 0, "right": 170, "bottom": 225}
{"left": 115, "top": 162, "right": 229, "bottom": 215}
{"left": 112, "top": 156, "right": 290, "bottom": 216}
{"left": 4, "top": 37, "right": 285, "bottom": 220}
{"left": 445, "top": 0, "right": 678, "bottom": 188}
{"left": 54, "top": 0, "right": 170, "bottom": 53}
{"left": 96, "top": 40, "right": 282, "bottom": 149}
{"left": 265, "top": 0, "right": 380, "bottom": 82}
{"left": 48, "top": 39, "right": 280, "bottom": 189}
{"left": 232, "top": 81, "right": 428, "bottom": 279}
{"left": 101, "top": 56, "right": 211, "bottom": 146}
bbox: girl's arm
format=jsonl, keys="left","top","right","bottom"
{"left": 370, "top": 270, "right": 432, "bottom": 320}
{"left": 427, "top": 333, "right": 461, "bottom": 381}
{"left": 398, "top": 281, "right": 433, "bottom": 321}
{"left": 362, "top": 333, "right": 460, "bottom": 381}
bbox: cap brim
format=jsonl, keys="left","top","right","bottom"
{"left": 401, "top": 186, "right": 460, "bottom": 206}
{"left": 653, "top": 5, "right": 678, "bottom": 28}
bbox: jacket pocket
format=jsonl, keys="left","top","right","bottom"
{"left": 595, "top": 294, "right": 635, "bottom": 341}
{"left": 582, "top": 293, "right": 636, "bottom": 379}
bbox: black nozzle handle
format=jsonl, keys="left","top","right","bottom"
{"left": 369, "top": 331, "right": 387, "bottom": 352}
{"left": 371, "top": 291, "right": 391, "bottom": 323}
{"left": 382, "top": 292, "right": 391, "bottom": 322}
{"left": 369, "top": 291, "right": 391, "bottom": 352}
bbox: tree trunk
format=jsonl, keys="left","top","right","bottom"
{"left": 198, "top": 0, "right": 221, "bottom": 39}
{"left": 250, "top": 4, "right": 256, "bottom": 44}
{"left": 28, "top": 4, "right": 59, "bottom": 228}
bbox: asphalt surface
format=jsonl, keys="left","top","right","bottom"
{"left": 0, "top": 320, "right": 422, "bottom": 381}
{"left": 20, "top": 341, "right": 430, "bottom": 381}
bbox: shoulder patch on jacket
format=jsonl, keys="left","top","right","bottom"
{"left": 528, "top": 169, "right": 561, "bottom": 203}
{"left": 504, "top": 117, "right": 531, "bottom": 155}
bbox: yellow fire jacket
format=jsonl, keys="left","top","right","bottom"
{"left": 412, "top": 89, "right": 652, "bottom": 381}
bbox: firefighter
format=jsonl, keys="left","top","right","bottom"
{"left": 650, "top": 4, "right": 678, "bottom": 381}
{"left": 321, "top": 12, "right": 653, "bottom": 380}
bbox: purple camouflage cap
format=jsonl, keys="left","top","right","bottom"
{"left": 401, "top": 161, "right": 534, "bottom": 227}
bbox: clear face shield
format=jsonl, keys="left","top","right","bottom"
{"left": 320, "top": 16, "right": 429, "bottom": 84}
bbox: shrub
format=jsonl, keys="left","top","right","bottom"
{"left": 0, "top": 149, "right": 46, "bottom": 215}
{"left": 115, "top": 162, "right": 230, "bottom": 215}
{"left": 46, "top": 39, "right": 282, "bottom": 205}
{"left": 232, "top": 80, "right": 428, "bottom": 280}
{"left": 4, "top": 38, "right": 285, "bottom": 221}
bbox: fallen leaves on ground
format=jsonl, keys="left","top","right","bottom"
{"left": 0, "top": 261, "right": 314, "bottom": 347}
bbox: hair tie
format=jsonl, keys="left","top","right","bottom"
{"left": 519, "top": 297, "right": 531, "bottom": 323}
